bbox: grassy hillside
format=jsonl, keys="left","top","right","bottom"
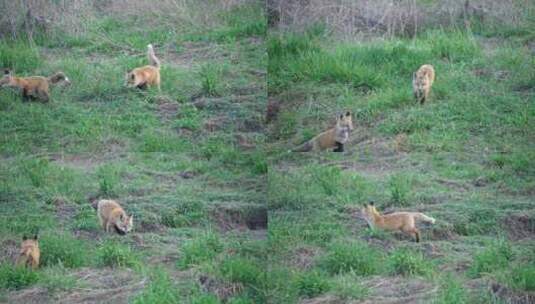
{"left": 267, "top": 9, "right": 534, "bottom": 304}
{"left": 0, "top": 1, "right": 267, "bottom": 303}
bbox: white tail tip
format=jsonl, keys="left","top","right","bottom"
{"left": 147, "top": 44, "right": 153, "bottom": 49}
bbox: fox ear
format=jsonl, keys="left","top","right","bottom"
{"left": 345, "top": 111, "right": 351, "bottom": 117}
{"left": 369, "top": 201, "right": 374, "bottom": 206}
{"left": 22, "top": 234, "right": 27, "bottom": 241}
{"left": 33, "top": 234, "right": 38, "bottom": 240}
{"left": 3, "top": 69, "right": 11, "bottom": 75}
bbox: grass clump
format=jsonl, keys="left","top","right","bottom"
{"left": 388, "top": 173, "right": 412, "bottom": 206}
{"left": 330, "top": 273, "right": 369, "bottom": 301}
{"left": 97, "top": 241, "right": 139, "bottom": 268}
{"left": 469, "top": 239, "right": 513, "bottom": 278}
{"left": 40, "top": 233, "right": 91, "bottom": 268}
{"left": 506, "top": 264, "right": 535, "bottom": 291}
{"left": 200, "top": 64, "right": 223, "bottom": 96}
{"left": 160, "top": 200, "right": 206, "bottom": 228}
{"left": 387, "top": 248, "right": 433, "bottom": 276}
{"left": 133, "top": 269, "right": 179, "bottom": 304}
{"left": 433, "top": 273, "right": 468, "bottom": 304}
{"left": 319, "top": 241, "right": 383, "bottom": 276}
{"left": 293, "top": 271, "right": 330, "bottom": 298}
{"left": 178, "top": 231, "right": 223, "bottom": 269}
{"left": 0, "top": 41, "right": 42, "bottom": 73}
{"left": 0, "top": 263, "right": 39, "bottom": 290}
{"left": 220, "top": 257, "right": 262, "bottom": 286}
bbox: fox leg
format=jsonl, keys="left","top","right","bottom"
{"left": 105, "top": 221, "right": 113, "bottom": 233}
{"left": 22, "top": 88, "right": 30, "bottom": 102}
{"left": 333, "top": 142, "right": 344, "bottom": 152}
{"left": 413, "top": 229, "right": 420, "bottom": 242}
{"left": 37, "top": 90, "right": 49, "bottom": 102}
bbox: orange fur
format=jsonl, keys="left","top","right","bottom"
{"left": 0, "top": 70, "right": 70, "bottom": 102}
{"left": 125, "top": 44, "right": 161, "bottom": 91}
{"left": 16, "top": 235, "right": 40, "bottom": 270}
{"left": 97, "top": 199, "right": 134, "bottom": 235}
{"left": 292, "top": 111, "right": 354, "bottom": 152}
{"left": 413, "top": 64, "right": 435, "bottom": 104}
{"left": 361, "top": 202, "right": 435, "bottom": 242}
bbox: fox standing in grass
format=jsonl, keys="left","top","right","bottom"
{"left": 125, "top": 44, "right": 161, "bottom": 91}
{"left": 292, "top": 111, "right": 354, "bottom": 152}
{"left": 361, "top": 202, "right": 435, "bottom": 242}
{"left": 413, "top": 64, "right": 435, "bottom": 104}
{"left": 0, "top": 69, "right": 70, "bottom": 102}
{"left": 97, "top": 199, "right": 134, "bottom": 235}
{"left": 16, "top": 235, "right": 40, "bottom": 270}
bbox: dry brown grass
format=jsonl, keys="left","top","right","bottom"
{"left": 268, "top": 0, "right": 530, "bottom": 39}
{"left": 0, "top": 0, "right": 253, "bottom": 40}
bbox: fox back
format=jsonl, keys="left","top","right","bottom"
{"left": 125, "top": 44, "right": 161, "bottom": 90}
{"left": 293, "top": 111, "right": 353, "bottom": 152}
{"left": 97, "top": 199, "right": 134, "bottom": 235}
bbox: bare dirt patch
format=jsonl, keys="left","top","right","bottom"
{"left": 156, "top": 101, "right": 179, "bottom": 121}
{"left": 199, "top": 275, "right": 244, "bottom": 302}
{"left": 211, "top": 203, "right": 267, "bottom": 231}
{"left": 0, "top": 239, "right": 19, "bottom": 264}
{"left": 490, "top": 281, "right": 535, "bottom": 304}
{"left": 502, "top": 213, "right": 535, "bottom": 240}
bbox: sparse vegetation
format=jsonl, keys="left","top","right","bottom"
{"left": 0, "top": 0, "right": 266, "bottom": 302}
{"left": 267, "top": 0, "right": 534, "bottom": 302}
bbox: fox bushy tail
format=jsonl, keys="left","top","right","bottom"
{"left": 291, "top": 140, "right": 313, "bottom": 152}
{"left": 414, "top": 213, "right": 436, "bottom": 224}
{"left": 147, "top": 44, "right": 160, "bottom": 69}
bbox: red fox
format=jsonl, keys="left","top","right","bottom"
{"left": 412, "top": 64, "right": 435, "bottom": 104}
{"left": 125, "top": 44, "right": 161, "bottom": 91}
{"left": 16, "top": 235, "right": 40, "bottom": 270}
{"left": 97, "top": 199, "right": 134, "bottom": 235}
{"left": 361, "top": 202, "right": 435, "bottom": 242}
{"left": 0, "top": 69, "right": 70, "bottom": 102}
{"left": 292, "top": 111, "right": 354, "bottom": 152}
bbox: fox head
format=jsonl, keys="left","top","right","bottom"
{"left": 361, "top": 202, "right": 379, "bottom": 228}
{"left": 0, "top": 69, "right": 14, "bottom": 86}
{"left": 412, "top": 71, "right": 429, "bottom": 93}
{"left": 49, "top": 72, "right": 71, "bottom": 85}
{"left": 113, "top": 213, "right": 134, "bottom": 235}
{"left": 21, "top": 234, "right": 39, "bottom": 248}
{"left": 125, "top": 70, "right": 137, "bottom": 87}
{"left": 336, "top": 111, "right": 353, "bottom": 132}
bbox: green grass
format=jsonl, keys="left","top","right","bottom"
{"left": 293, "top": 271, "right": 330, "bottom": 298}
{"left": 177, "top": 231, "right": 224, "bottom": 269}
{"left": 97, "top": 240, "right": 140, "bottom": 268}
{"left": 39, "top": 233, "right": 92, "bottom": 268}
{"left": 387, "top": 247, "right": 433, "bottom": 277}
{"left": 267, "top": 7, "right": 534, "bottom": 302}
{"left": 469, "top": 239, "right": 513, "bottom": 278}
{"left": 0, "top": 264, "right": 39, "bottom": 290}
{"left": 319, "top": 241, "right": 383, "bottom": 276}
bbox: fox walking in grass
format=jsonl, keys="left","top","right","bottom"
{"left": 292, "top": 111, "right": 354, "bottom": 152}
{"left": 412, "top": 64, "right": 435, "bottom": 104}
{"left": 125, "top": 44, "right": 161, "bottom": 91}
{"left": 0, "top": 69, "right": 70, "bottom": 102}
{"left": 16, "top": 235, "right": 40, "bottom": 270}
{"left": 361, "top": 202, "right": 435, "bottom": 242}
{"left": 97, "top": 199, "right": 134, "bottom": 235}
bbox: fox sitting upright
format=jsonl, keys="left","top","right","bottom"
{"left": 125, "top": 44, "right": 161, "bottom": 91}
{"left": 361, "top": 202, "right": 435, "bottom": 242}
{"left": 292, "top": 111, "right": 353, "bottom": 152}
{"left": 0, "top": 69, "right": 70, "bottom": 102}
{"left": 97, "top": 199, "right": 134, "bottom": 235}
{"left": 412, "top": 64, "right": 435, "bottom": 104}
{"left": 16, "top": 234, "right": 40, "bottom": 270}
